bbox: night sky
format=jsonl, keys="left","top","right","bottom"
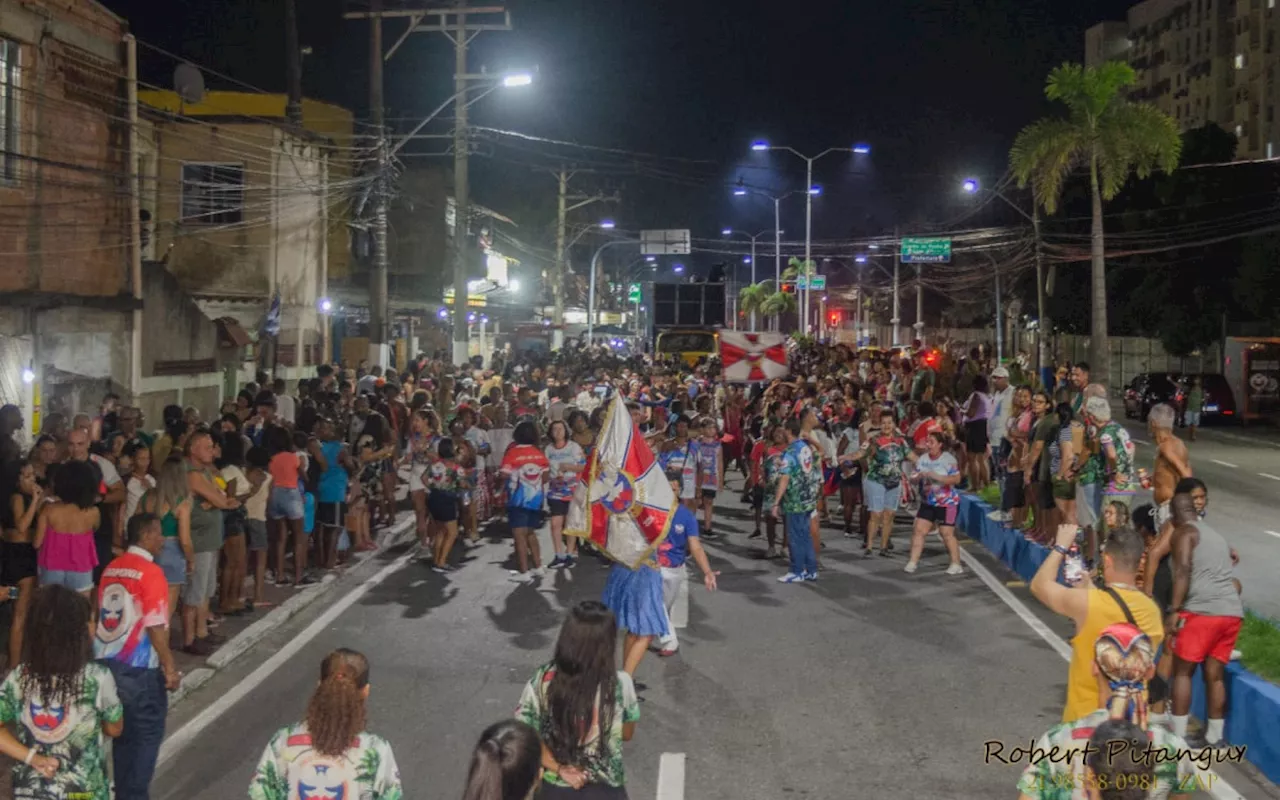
{"left": 107, "top": 0, "right": 1138, "bottom": 272}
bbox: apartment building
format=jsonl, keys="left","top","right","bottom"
{"left": 1087, "top": 0, "right": 1280, "bottom": 159}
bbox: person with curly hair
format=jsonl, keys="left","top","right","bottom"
{"left": 0, "top": 584, "right": 123, "bottom": 797}
{"left": 250, "top": 648, "right": 402, "bottom": 800}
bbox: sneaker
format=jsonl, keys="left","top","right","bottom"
{"left": 532, "top": 567, "right": 546, "bottom": 578}
{"left": 431, "top": 565, "right": 448, "bottom": 574}
{"left": 765, "top": 545, "right": 778, "bottom": 559}
{"left": 945, "top": 562, "right": 964, "bottom": 576}
{"left": 903, "top": 561, "right": 918, "bottom": 574}
{"left": 509, "top": 571, "right": 532, "bottom": 583}
{"left": 549, "top": 555, "right": 567, "bottom": 569}
{"left": 749, "top": 529, "right": 763, "bottom": 539}
{"left": 803, "top": 571, "right": 819, "bottom": 582}
{"left": 777, "top": 572, "right": 805, "bottom": 584}
{"left": 862, "top": 547, "right": 873, "bottom": 558}
{"left": 565, "top": 554, "right": 578, "bottom": 567}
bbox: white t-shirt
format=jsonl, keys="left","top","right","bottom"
{"left": 90, "top": 453, "right": 121, "bottom": 487}
{"left": 220, "top": 465, "right": 250, "bottom": 499}
{"left": 244, "top": 472, "right": 272, "bottom": 522}
{"left": 988, "top": 385, "right": 1016, "bottom": 446}
{"left": 124, "top": 474, "right": 156, "bottom": 520}
{"left": 275, "top": 394, "right": 297, "bottom": 425}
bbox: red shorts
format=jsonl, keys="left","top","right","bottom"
{"left": 1172, "top": 611, "right": 1242, "bottom": 665}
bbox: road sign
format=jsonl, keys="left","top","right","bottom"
{"left": 628, "top": 283, "right": 642, "bottom": 303}
{"left": 900, "top": 237, "right": 952, "bottom": 263}
{"left": 641, "top": 229, "right": 691, "bottom": 255}
{"left": 796, "top": 275, "right": 827, "bottom": 290}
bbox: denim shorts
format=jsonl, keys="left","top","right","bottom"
{"left": 182, "top": 551, "right": 218, "bottom": 606}
{"left": 863, "top": 480, "right": 902, "bottom": 513}
{"left": 508, "top": 507, "right": 543, "bottom": 530}
{"left": 158, "top": 538, "right": 188, "bottom": 585}
{"left": 245, "top": 518, "right": 268, "bottom": 551}
{"left": 268, "top": 486, "right": 305, "bottom": 520}
{"left": 38, "top": 568, "right": 95, "bottom": 592}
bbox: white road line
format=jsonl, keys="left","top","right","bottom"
{"left": 1132, "top": 438, "right": 1151, "bottom": 446}
{"left": 157, "top": 549, "right": 417, "bottom": 767}
{"left": 656, "top": 752, "right": 686, "bottom": 800}
{"left": 960, "top": 547, "right": 1247, "bottom": 800}
{"left": 1265, "top": 530, "right": 1280, "bottom": 539}
{"left": 1210, "top": 459, "right": 1239, "bottom": 469}
{"left": 1260, "top": 473, "right": 1280, "bottom": 481}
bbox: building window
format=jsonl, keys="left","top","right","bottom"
{"left": 1268, "top": 141, "right": 1274, "bottom": 158}
{"left": 1236, "top": 52, "right": 1245, "bottom": 68}
{"left": 180, "top": 163, "right": 245, "bottom": 225}
{"left": 1236, "top": 123, "right": 1244, "bottom": 137}
{"left": 0, "top": 39, "right": 18, "bottom": 183}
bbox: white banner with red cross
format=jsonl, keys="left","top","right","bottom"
{"left": 719, "top": 331, "right": 789, "bottom": 383}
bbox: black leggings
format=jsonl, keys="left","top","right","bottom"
{"left": 539, "top": 783, "right": 630, "bottom": 799}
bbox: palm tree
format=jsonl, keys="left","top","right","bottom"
{"left": 738, "top": 281, "right": 774, "bottom": 331}
{"left": 1010, "top": 61, "right": 1181, "bottom": 379}
{"left": 759, "top": 290, "right": 797, "bottom": 332}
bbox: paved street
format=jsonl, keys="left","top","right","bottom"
{"left": 151, "top": 484, "right": 1278, "bottom": 800}
{"left": 1115, "top": 418, "right": 1280, "bottom": 620}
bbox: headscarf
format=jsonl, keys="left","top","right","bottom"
{"left": 1093, "top": 622, "right": 1154, "bottom": 729}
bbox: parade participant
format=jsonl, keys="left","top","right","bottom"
{"left": 407, "top": 409, "right": 442, "bottom": 549}
{"left": 772, "top": 419, "right": 821, "bottom": 583}
{"left": 265, "top": 426, "right": 309, "bottom": 588}
{"left": 693, "top": 416, "right": 724, "bottom": 536}
{"left": 96, "top": 513, "right": 181, "bottom": 799}
{"left": 568, "top": 410, "right": 596, "bottom": 460}
{"left": 243, "top": 446, "right": 274, "bottom": 609}
{"left": 1088, "top": 397, "right": 1138, "bottom": 532}
{"left": 516, "top": 601, "right": 640, "bottom": 799}
{"left": 501, "top": 421, "right": 549, "bottom": 580}
{"left": 1165, "top": 488, "right": 1243, "bottom": 747}
{"left": 904, "top": 431, "right": 964, "bottom": 575}
{"left": 216, "top": 434, "right": 251, "bottom": 616}
{"left": 755, "top": 424, "right": 788, "bottom": 558}
{"left": 545, "top": 421, "right": 585, "bottom": 568}
{"left": 312, "top": 418, "right": 356, "bottom": 569}
{"left": 659, "top": 415, "right": 697, "bottom": 510}
{"left": 460, "top": 719, "right": 542, "bottom": 800}
{"left": 1030, "top": 523, "right": 1163, "bottom": 722}
{"left": 250, "top": 649, "right": 402, "bottom": 800}
{"left": 426, "top": 438, "right": 468, "bottom": 572}
{"left": 858, "top": 407, "right": 910, "bottom": 557}
{"left": 1000, "top": 385, "right": 1033, "bottom": 528}
{"left": 1015, "top": 623, "right": 1204, "bottom": 800}
{"left": 835, "top": 411, "right": 862, "bottom": 539}
{"left": 656, "top": 469, "right": 718, "bottom": 657}
{"left": 0, "top": 585, "right": 121, "bottom": 796}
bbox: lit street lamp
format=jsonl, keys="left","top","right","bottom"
{"left": 722, "top": 226, "right": 781, "bottom": 331}
{"left": 749, "top": 140, "right": 871, "bottom": 334}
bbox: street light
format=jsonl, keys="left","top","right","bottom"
{"left": 599, "top": 219, "right": 616, "bottom": 229}
{"left": 673, "top": 264, "right": 685, "bottom": 273}
{"left": 508, "top": 278, "right": 521, "bottom": 293}
{"left": 317, "top": 297, "right": 333, "bottom": 313}
{"left": 501, "top": 72, "right": 533, "bottom": 87}
{"left": 962, "top": 178, "right": 980, "bottom": 194}
{"left": 855, "top": 254, "right": 868, "bottom": 264}
{"left": 645, "top": 255, "right": 656, "bottom": 262}
{"left": 722, "top": 226, "right": 781, "bottom": 331}
{"left": 750, "top": 140, "right": 872, "bottom": 334}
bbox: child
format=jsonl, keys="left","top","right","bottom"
{"left": 426, "top": 438, "right": 468, "bottom": 572}
{"left": 243, "top": 446, "right": 272, "bottom": 609}
{"left": 693, "top": 417, "right": 723, "bottom": 537}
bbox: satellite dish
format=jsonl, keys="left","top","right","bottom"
{"left": 173, "top": 63, "right": 205, "bottom": 105}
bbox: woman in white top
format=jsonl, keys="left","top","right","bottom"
{"left": 120, "top": 442, "right": 156, "bottom": 538}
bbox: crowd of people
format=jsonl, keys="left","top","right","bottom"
{"left": 0, "top": 335, "right": 1250, "bottom": 799}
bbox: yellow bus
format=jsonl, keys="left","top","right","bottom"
{"left": 655, "top": 329, "right": 719, "bottom": 368}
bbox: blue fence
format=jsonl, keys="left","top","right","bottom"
{"left": 956, "top": 494, "right": 1280, "bottom": 785}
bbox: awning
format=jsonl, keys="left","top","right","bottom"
{"left": 216, "top": 317, "right": 254, "bottom": 348}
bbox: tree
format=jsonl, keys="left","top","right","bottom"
{"left": 738, "top": 281, "right": 774, "bottom": 331}
{"left": 759, "top": 289, "right": 797, "bottom": 330}
{"left": 1010, "top": 61, "right": 1181, "bottom": 378}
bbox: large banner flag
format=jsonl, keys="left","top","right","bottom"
{"left": 719, "top": 331, "right": 789, "bottom": 383}
{"left": 565, "top": 395, "right": 676, "bottom": 569}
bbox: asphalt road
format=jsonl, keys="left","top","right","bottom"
{"left": 1114, "top": 418, "right": 1280, "bottom": 620}
{"left": 152, "top": 484, "right": 1277, "bottom": 800}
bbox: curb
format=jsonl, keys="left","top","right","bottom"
{"left": 168, "top": 514, "right": 417, "bottom": 708}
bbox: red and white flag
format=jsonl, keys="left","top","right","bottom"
{"left": 719, "top": 331, "right": 789, "bottom": 383}
{"left": 565, "top": 395, "right": 675, "bottom": 568}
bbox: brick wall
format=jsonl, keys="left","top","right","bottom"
{"left": 0, "top": 0, "right": 129, "bottom": 297}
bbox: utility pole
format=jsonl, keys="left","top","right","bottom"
{"left": 546, "top": 165, "right": 615, "bottom": 349}
{"left": 914, "top": 264, "right": 924, "bottom": 345}
{"left": 1032, "top": 208, "right": 1048, "bottom": 377}
{"left": 284, "top": 0, "right": 303, "bottom": 125}
{"left": 891, "top": 226, "right": 901, "bottom": 346}
{"left": 368, "top": 0, "right": 389, "bottom": 368}
{"left": 345, "top": 3, "right": 512, "bottom": 367}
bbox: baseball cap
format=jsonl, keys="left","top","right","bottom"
{"left": 991, "top": 366, "right": 1010, "bottom": 379}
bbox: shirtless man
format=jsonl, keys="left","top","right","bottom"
{"left": 1142, "top": 405, "right": 1192, "bottom": 581}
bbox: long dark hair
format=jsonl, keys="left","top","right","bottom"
{"left": 20, "top": 585, "right": 93, "bottom": 708}
{"left": 544, "top": 601, "right": 619, "bottom": 769}
{"left": 461, "top": 719, "right": 541, "bottom": 800}
{"left": 1054, "top": 402, "right": 1074, "bottom": 430}
{"left": 305, "top": 648, "right": 370, "bottom": 756}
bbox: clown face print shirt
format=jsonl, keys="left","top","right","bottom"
{"left": 0, "top": 662, "right": 123, "bottom": 800}
{"left": 250, "top": 723, "right": 403, "bottom": 800}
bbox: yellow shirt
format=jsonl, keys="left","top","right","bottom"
{"left": 1063, "top": 585, "right": 1164, "bottom": 722}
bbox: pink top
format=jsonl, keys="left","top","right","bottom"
{"left": 269, "top": 452, "right": 301, "bottom": 490}
{"left": 38, "top": 528, "right": 99, "bottom": 573}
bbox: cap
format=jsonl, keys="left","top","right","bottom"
{"left": 991, "top": 366, "right": 1010, "bottom": 379}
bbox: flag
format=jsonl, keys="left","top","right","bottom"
{"left": 719, "top": 331, "right": 789, "bottom": 383}
{"left": 263, "top": 290, "right": 282, "bottom": 338}
{"left": 565, "top": 395, "right": 676, "bottom": 569}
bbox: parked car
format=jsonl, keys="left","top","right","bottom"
{"left": 1122, "top": 372, "right": 1237, "bottom": 424}
{"left": 1123, "top": 372, "right": 1181, "bottom": 421}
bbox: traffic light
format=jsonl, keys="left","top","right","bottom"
{"left": 828, "top": 310, "right": 841, "bottom": 326}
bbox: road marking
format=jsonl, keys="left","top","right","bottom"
{"left": 157, "top": 548, "right": 417, "bottom": 767}
{"left": 960, "top": 548, "right": 1247, "bottom": 800}
{"left": 1260, "top": 473, "right": 1280, "bottom": 481}
{"left": 1265, "top": 530, "right": 1280, "bottom": 539}
{"left": 1210, "top": 459, "right": 1238, "bottom": 469}
{"left": 1132, "top": 438, "right": 1151, "bottom": 446}
{"left": 656, "top": 752, "right": 686, "bottom": 800}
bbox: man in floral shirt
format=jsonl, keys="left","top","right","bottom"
{"left": 772, "top": 419, "right": 821, "bottom": 584}
{"left": 1087, "top": 397, "right": 1139, "bottom": 529}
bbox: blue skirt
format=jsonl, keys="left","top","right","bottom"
{"left": 601, "top": 563, "right": 669, "bottom": 637}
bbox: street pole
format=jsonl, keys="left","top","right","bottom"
{"left": 803, "top": 158, "right": 813, "bottom": 335}
{"left": 891, "top": 227, "right": 901, "bottom": 346}
{"left": 749, "top": 236, "right": 758, "bottom": 332}
{"left": 914, "top": 264, "right": 924, "bottom": 345}
{"left": 588, "top": 240, "right": 633, "bottom": 341}
{"left": 553, "top": 167, "right": 568, "bottom": 350}
{"left": 368, "top": 2, "right": 389, "bottom": 368}
{"left": 284, "top": 0, "right": 303, "bottom": 125}
{"left": 450, "top": 12, "right": 471, "bottom": 366}
{"left": 1033, "top": 208, "right": 1048, "bottom": 377}
{"left": 994, "top": 256, "right": 1003, "bottom": 363}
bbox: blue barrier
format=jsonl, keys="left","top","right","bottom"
{"left": 957, "top": 494, "right": 1280, "bottom": 785}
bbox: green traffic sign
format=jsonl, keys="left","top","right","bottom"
{"left": 900, "top": 237, "right": 952, "bottom": 263}
{"left": 796, "top": 275, "right": 827, "bottom": 290}
{"left": 628, "top": 283, "right": 642, "bottom": 303}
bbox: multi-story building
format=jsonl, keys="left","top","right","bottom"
{"left": 1088, "top": 0, "right": 1280, "bottom": 160}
